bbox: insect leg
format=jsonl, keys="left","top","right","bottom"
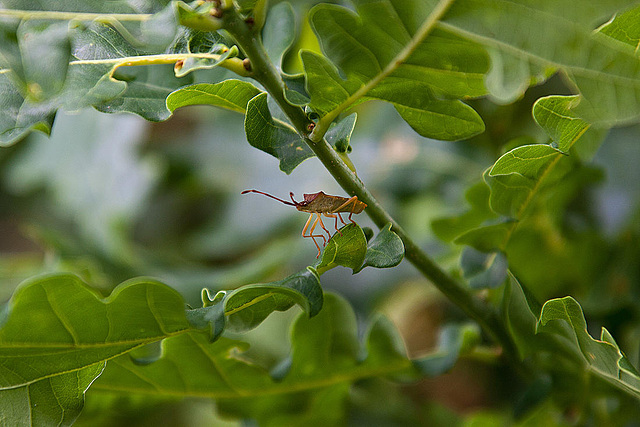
{"left": 301, "top": 213, "right": 314, "bottom": 237}
{"left": 302, "top": 213, "right": 323, "bottom": 258}
{"left": 316, "top": 213, "right": 332, "bottom": 242}
{"left": 312, "top": 214, "right": 328, "bottom": 245}
{"left": 324, "top": 213, "right": 342, "bottom": 236}
{"left": 333, "top": 196, "right": 359, "bottom": 224}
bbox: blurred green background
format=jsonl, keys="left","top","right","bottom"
{"left": 1, "top": 2, "right": 640, "bottom": 422}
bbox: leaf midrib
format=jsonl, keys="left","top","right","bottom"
{"left": 310, "top": 0, "right": 457, "bottom": 141}
{"left": 88, "top": 357, "right": 414, "bottom": 399}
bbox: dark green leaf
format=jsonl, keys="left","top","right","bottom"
{"left": 0, "top": 3, "right": 254, "bottom": 142}
{"left": 16, "top": 20, "right": 71, "bottom": 101}
{"left": 460, "top": 247, "right": 508, "bottom": 289}
{"left": 262, "top": 2, "right": 295, "bottom": 71}
{"left": 500, "top": 275, "right": 544, "bottom": 360}
{"left": 244, "top": 92, "right": 314, "bottom": 173}
{"left": 217, "top": 293, "right": 414, "bottom": 424}
{"left": 454, "top": 219, "right": 514, "bottom": 252}
{"left": 186, "top": 289, "right": 227, "bottom": 342}
{"left": 89, "top": 293, "right": 413, "bottom": 426}
{"left": 167, "top": 79, "right": 262, "bottom": 113}
{"left": 0, "top": 71, "right": 56, "bottom": 146}
{"left": 282, "top": 72, "right": 310, "bottom": 105}
{"left": 391, "top": 94, "right": 485, "bottom": 141}
{"left": 0, "top": 274, "right": 190, "bottom": 421}
{"left": 0, "top": 18, "right": 63, "bottom": 145}
{"left": 303, "top": 1, "right": 488, "bottom": 140}
{"left": 487, "top": 144, "right": 566, "bottom": 218}
{"left": 413, "top": 323, "right": 480, "bottom": 376}
{"left": 355, "top": 223, "right": 404, "bottom": 273}
{"left": 537, "top": 297, "right": 640, "bottom": 398}
{"left": 443, "top": 0, "right": 640, "bottom": 125}
{"left": 0, "top": 274, "right": 190, "bottom": 390}
{"left": 484, "top": 47, "right": 552, "bottom": 104}
{"left": 325, "top": 113, "right": 356, "bottom": 153}
{"left": 316, "top": 223, "right": 367, "bottom": 274}
{"left": 176, "top": 1, "right": 223, "bottom": 32}
{"left": 431, "top": 180, "right": 496, "bottom": 242}
{"left": 223, "top": 267, "right": 322, "bottom": 332}
{"left": 1, "top": 363, "right": 105, "bottom": 427}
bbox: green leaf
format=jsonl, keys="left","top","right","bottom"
{"left": 0, "top": 18, "right": 65, "bottom": 145}
{"left": 599, "top": 4, "right": 640, "bottom": 48}
{"left": 361, "top": 315, "right": 417, "bottom": 382}
{"left": 0, "top": 274, "right": 190, "bottom": 389}
{"left": 0, "top": 3, "right": 254, "bottom": 143}
{"left": 0, "top": 274, "right": 190, "bottom": 421}
{"left": 533, "top": 95, "right": 607, "bottom": 160}
{"left": 224, "top": 267, "right": 323, "bottom": 332}
{"left": 186, "top": 289, "right": 227, "bottom": 342}
{"left": 166, "top": 79, "right": 262, "bottom": 113}
{"left": 13, "top": 20, "right": 71, "bottom": 101}
{"left": 355, "top": 223, "right": 405, "bottom": 273}
{"left": 188, "top": 266, "right": 323, "bottom": 338}
{"left": 244, "top": 92, "right": 314, "bottom": 173}
{"left": 532, "top": 95, "right": 590, "bottom": 153}
{"left": 316, "top": 223, "right": 367, "bottom": 274}
{"left": 484, "top": 47, "right": 551, "bottom": 104}
{"left": 391, "top": 93, "right": 485, "bottom": 141}
{"left": 92, "top": 334, "right": 271, "bottom": 398}
{"left": 442, "top": 94, "right": 607, "bottom": 251}
{"left": 537, "top": 297, "right": 640, "bottom": 398}
{"left": 442, "top": 0, "right": 640, "bottom": 126}
{"left": 303, "top": 1, "right": 488, "bottom": 140}
{"left": 282, "top": 72, "right": 310, "bottom": 105}
{"left": 500, "top": 275, "right": 541, "bottom": 360}
{"left": 87, "top": 293, "right": 413, "bottom": 425}
{"left": 216, "top": 294, "right": 415, "bottom": 424}
{"left": 454, "top": 220, "right": 514, "bottom": 252}
{"left": 0, "top": 71, "right": 56, "bottom": 146}
{"left": 176, "top": 1, "right": 223, "bottom": 32}
{"left": 262, "top": 2, "right": 296, "bottom": 71}
{"left": 83, "top": 25, "right": 229, "bottom": 120}
{"left": 460, "top": 247, "right": 508, "bottom": 289}
{"left": 431, "top": 180, "right": 496, "bottom": 242}
{"left": 325, "top": 113, "right": 356, "bottom": 154}
{"left": 487, "top": 144, "right": 566, "bottom": 218}
{"left": 1, "top": 363, "right": 105, "bottom": 427}
{"left": 413, "top": 323, "right": 481, "bottom": 376}
{"left": 168, "top": 29, "right": 236, "bottom": 78}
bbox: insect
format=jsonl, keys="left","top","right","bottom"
{"left": 241, "top": 189, "right": 367, "bottom": 257}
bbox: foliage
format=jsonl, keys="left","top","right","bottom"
{"left": 1, "top": 0, "right": 640, "bottom": 425}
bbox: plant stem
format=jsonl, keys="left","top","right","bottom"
{"left": 223, "top": 6, "right": 519, "bottom": 363}
{"left": 0, "top": 9, "right": 152, "bottom": 21}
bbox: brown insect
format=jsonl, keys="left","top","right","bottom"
{"left": 241, "top": 190, "right": 367, "bottom": 257}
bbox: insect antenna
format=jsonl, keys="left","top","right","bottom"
{"left": 241, "top": 189, "right": 297, "bottom": 206}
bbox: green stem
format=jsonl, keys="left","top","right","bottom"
{"left": 0, "top": 9, "right": 152, "bottom": 21}
{"left": 223, "top": 6, "right": 519, "bottom": 364}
